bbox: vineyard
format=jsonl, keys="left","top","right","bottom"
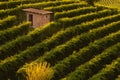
{"left": 97, "top": 0, "right": 120, "bottom": 8}
{"left": 0, "top": 0, "right": 120, "bottom": 80}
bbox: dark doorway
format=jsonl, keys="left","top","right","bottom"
{"left": 29, "top": 14, "right": 33, "bottom": 25}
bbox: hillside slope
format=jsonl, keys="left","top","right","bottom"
{"left": 0, "top": 0, "right": 120, "bottom": 80}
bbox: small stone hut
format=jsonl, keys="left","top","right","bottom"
{"left": 23, "top": 8, "right": 53, "bottom": 28}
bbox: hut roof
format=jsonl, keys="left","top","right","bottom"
{"left": 22, "top": 8, "right": 53, "bottom": 14}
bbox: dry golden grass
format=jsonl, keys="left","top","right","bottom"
{"left": 25, "top": 62, "right": 54, "bottom": 80}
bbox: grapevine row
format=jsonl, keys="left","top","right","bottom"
{"left": 16, "top": 12, "right": 120, "bottom": 78}
{"left": 53, "top": 29, "right": 120, "bottom": 80}
{"left": 36, "top": 20, "right": 120, "bottom": 66}
{"left": 0, "top": 7, "right": 21, "bottom": 19}
{"left": 64, "top": 42, "right": 120, "bottom": 80}
{"left": 0, "top": 0, "right": 45, "bottom": 9}
{"left": 89, "top": 55, "right": 120, "bottom": 80}
{"left": 0, "top": 22, "right": 61, "bottom": 59}
{"left": 58, "top": 9, "right": 117, "bottom": 27}
{"left": 0, "top": 16, "right": 16, "bottom": 30}
{"left": 0, "top": 1, "right": 76, "bottom": 19}
{"left": 0, "top": 22, "right": 30, "bottom": 46}
{"left": 0, "top": 11, "right": 120, "bottom": 79}
{"left": 19, "top": 0, "right": 76, "bottom": 10}
{"left": 54, "top": 6, "right": 104, "bottom": 20}
{"left": 0, "top": 8, "right": 113, "bottom": 60}
{"left": 18, "top": 20, "right": 119, "bottom": 78}
{"left": 44, "top": 2, "right": 88, "bottom": 12}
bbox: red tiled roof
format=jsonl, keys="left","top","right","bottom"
{"left": 22, "top": 8, "right": 53, "bottom": 14}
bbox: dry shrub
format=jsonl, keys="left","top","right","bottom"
{"left": 25, "top": 62, "right": 54, "bottom": 80}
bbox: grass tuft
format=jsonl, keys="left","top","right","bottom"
{"left": 25, "top": 62, "right": 54, "bottom": 80}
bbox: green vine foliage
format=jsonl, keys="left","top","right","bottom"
{"left": 81, "top": 0, "right": 100, "bottom": 6}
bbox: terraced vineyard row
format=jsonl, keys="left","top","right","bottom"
{"left": 0, "top": 0, "right": 46, "bottom": 9}
{"left": 0, "top": 1, "right": 76, "bottom": 19}
{"left": 0, "top": 6, "right": 112, "bottom": 60}
{"left": 63, "top": 41, "right": 120, "bottom": 80}
{"left": 0, "top": 0, "right": 120, "bottom": 80}
{"left": 0, "top": 22, "right": 30, "bottom": 46}
{"left": 0, "top": 16, "right": 16, "bottom": 30}
{"left": 18, "top": 21, "right": 120, "bottom": 80}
